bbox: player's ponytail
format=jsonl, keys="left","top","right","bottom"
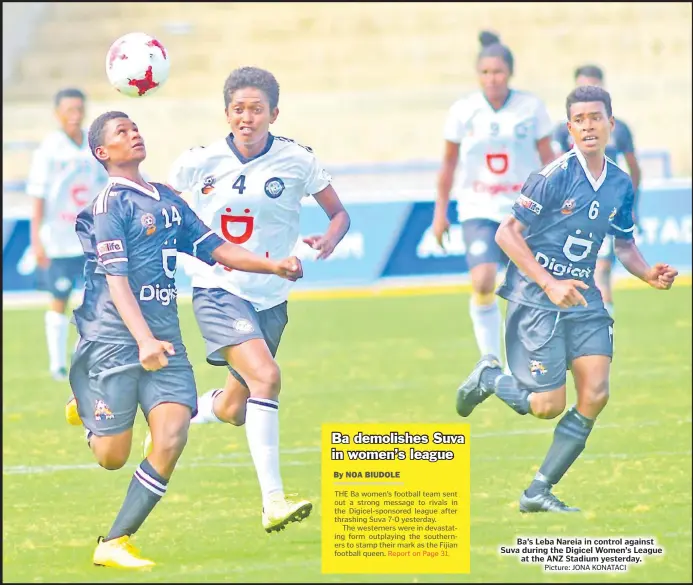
{"left": 479, "top": 31, "right": 501, "bottom": 48}
{"left": 477, "top": 30, "right": 514, "bottom": 75}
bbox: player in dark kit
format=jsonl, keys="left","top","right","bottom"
{"left": 455, "top": 86, "right": 678, "bottom": 512}
{"left": 65, "top": 111, "right": 303, "bottom": 568}
{"left": 552, "top": 65, "right": 642, "bottom": 318}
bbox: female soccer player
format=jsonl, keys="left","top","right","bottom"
{"left": 162, "top": 66, "right": 350, "bottom": 533}
{"left": 431, "top": 31, "right": 555, "bottom": 366}
{"left": 66, "top": 110, "right": 302, "bottom": 567}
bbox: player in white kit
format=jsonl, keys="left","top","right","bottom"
{"left": 28, "top": 88, "right": 109, "bottom": 380}
{"left": 152, "top": 67, "right": 351, "bottom": 533}
{"left": 431, "top": 32, "right": 555, "bottom": 366}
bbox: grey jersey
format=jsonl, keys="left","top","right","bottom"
{"left": 73, "top": 178, "right": 225, "bottom": 344}
{"left": 497, "top": 149, "right": 635, "bottom": 312}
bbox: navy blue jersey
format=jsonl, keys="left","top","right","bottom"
{"left": 73, "top": 178, "right": 225, "bottom": 344}
{"left": 497, "top": 149, "right": 635, "bottom": 312}
{"left": 552, "top": 118, "right": 635, "bottom": 163}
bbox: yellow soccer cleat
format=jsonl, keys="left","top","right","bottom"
{"left": 93, "top": 535, "right": 155, "bottom": 569}
{"left": 262, "top": 494, "right": 313, "bottom": 533}
{"left": 65, "top": 396, "right": 82, "bottom": 426}
{"left": 142, "top": 430, "right": 153, "bottom": 459}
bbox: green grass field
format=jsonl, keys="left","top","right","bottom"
{"left": 3, "top": 285, "right": 692, "bottom": 583}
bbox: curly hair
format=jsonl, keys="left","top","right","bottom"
{"left": 223, "top": 66, "right": 280, "bottom": 110}
{"left": 566, "top": 85, "right": 613, "bottom": 119}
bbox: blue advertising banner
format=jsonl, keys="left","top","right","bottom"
{"left": 2, "top": 202, "right": 413, "bottom": 293}
{"left": 3, "top": 182, "right": 690, "bottom": 294}
{"left": 380, "top": 182, "right": 692, "bottom": 278}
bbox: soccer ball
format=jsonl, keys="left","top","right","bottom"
{"left": 105, "top": 32, "right": 170, "bottom": 98}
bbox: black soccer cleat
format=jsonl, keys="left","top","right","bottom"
{"left": 519, "top": 489, "right": 581, "bottom": 513}
{"left": 455, "top": 354, "right": 502, "bottom": 417}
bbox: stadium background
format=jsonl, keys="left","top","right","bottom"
{"left": 3, "top": 3, "right": 692, "bottom": 584}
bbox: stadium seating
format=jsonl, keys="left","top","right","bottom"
{"left": 3, "top": 2, "right": 691, "bottom": 182}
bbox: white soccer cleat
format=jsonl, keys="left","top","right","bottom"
{"left": 262, "top": 494, "right": 313, "bottom": 533}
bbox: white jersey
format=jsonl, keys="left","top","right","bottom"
{"left": 169, "top": 134, "right": 331, "bottom": 311}
{"left": 27, "top": 129, "right": 109, "bottom": 258}
{"left": 443, "top": 90, "right": 553, "bottom": 224}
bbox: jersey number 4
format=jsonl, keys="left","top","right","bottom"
{"left": 233, "top": 175, "right": 246, "bottom": 195}
{"left": 162, "top": 205, "right": 182, "bottom": 228}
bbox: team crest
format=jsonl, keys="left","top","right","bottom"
{"left": 233, "top": 319, "right": 255, "bottom": 333}
{"left": 561, "top": 199, "right": 576, "bottom": 215}
{"left": 529, "top": 360, "right": 547, "bottom": 377}
{"left": 609, "top": 207, "right": 617, "bottom": 220}
{"left": 264, "top": 177, "right": 285, "bottom": 199}
{"left": 201, "top": 176, "right": 216, "bottom": 195}
{"left": 514, "top": 121, "right": 530, "bottom": 139}
{"left": 141, "top": 212, "right": 156, "bottom": 235}
{"left": 55, "top": 277, "right": 72, "bottom": 293}
{"left": 94, "top": 399, "right": 115, "bottom": 421}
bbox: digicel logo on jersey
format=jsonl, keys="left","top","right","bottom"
{"left": 221, "top": 208, "right": 254, "bottom": 244}
{"left": 472, "top": 153, "right": 523, "bottom": 196}
{"left": 473, "top": 181, "right": 524, "bottom": 196}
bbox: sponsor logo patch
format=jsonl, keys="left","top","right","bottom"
{"left": 517, "top": 194, "right": 543, "bottom": 215}
{"left": 97, "top": 239, "right": 124, "bottom": 256}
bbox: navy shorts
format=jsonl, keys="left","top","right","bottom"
{"left": 69, "top": 338, "right": 197, "bottom": 436}
{"left": 192, "top": 287, "right": 288, "bottom": 387}
{"left": 37, "top": 255, "right": 85, "bottom": 301}
{"left": 504, "top": 301, "right": 614, "bottom": 393}
{"left": 461, "top": 219, "right": 509, "bottom": 270}
{"left": 597, "top": 235, "right": 617, "bottom": 263}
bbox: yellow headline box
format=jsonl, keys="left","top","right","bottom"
{"left": 321, "top": 423, "right": 470, "bottom": 574}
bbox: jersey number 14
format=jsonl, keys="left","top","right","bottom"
{"left": 161, "top": 205, "right": 182, "bottom": 228}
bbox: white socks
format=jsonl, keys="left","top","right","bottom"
{"left": 469, "top": 299, "right": 502, "bottom": 361}
{"left": 192, "top": 390, "right": 285, "bottom": 506}
{"left": 245, "top": 398, "right": 284, "bottom": 506}
{"left": 45, "top": 311, "right": 69, "bottom": 372}
{"left": 190, "top": 389, "right": 223, "bottom": 424}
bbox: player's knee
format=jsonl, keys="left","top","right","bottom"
{"left": 250, "top": 362, "right": 282, "bottom": 398}
{"left": 470, "top": 265, "right": 497, "bottom": 298}
{"left": 584, "top": 380, "right": 610, "bottom": 410}
{"left": 151, "top": 426, "right": 189, "bottom": 461}
{"left": 97, "top": 451, "right": 129, "bottom": 471}
{"left": 531, "top": 393, "right": 566, "bottom": 419}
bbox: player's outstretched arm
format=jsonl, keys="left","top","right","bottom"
{"left": 496, "top": 216, "right": 588, "bottom": 308}
{"left": 211, "top": 244, "right": 303, "bottom": 281}
{"left": 432, "top": 141, "right": 460, "bottom": 249}
{"left": 302, "top": 185, "right": 350, "bottom": 260}
{"left": 613, "top": 238, "right": 678, "bottom": 290}
{"left": 106, "top": 274, "right": 175, "bottom": 371}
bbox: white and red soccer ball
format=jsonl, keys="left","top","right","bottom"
{"left": 106, "top": 32, "right": 170, "bottom": 98}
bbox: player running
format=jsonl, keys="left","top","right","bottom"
{"left": 27, "top": 88, "right": 108, "bottom": 380}
{"left": 149, "top": 66, "right": 350, "bottom": 534}
{"left": 65, "top": 110, "right": 302, "bottom": 568}
{"left": 455, "top": 86, "right": 678, "bottom": 512}
{"left": 552, "top": 64, "right": 642, "bottom": 318}
{"left": 432, "top": 31, "right": 555, "bottom": 368}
